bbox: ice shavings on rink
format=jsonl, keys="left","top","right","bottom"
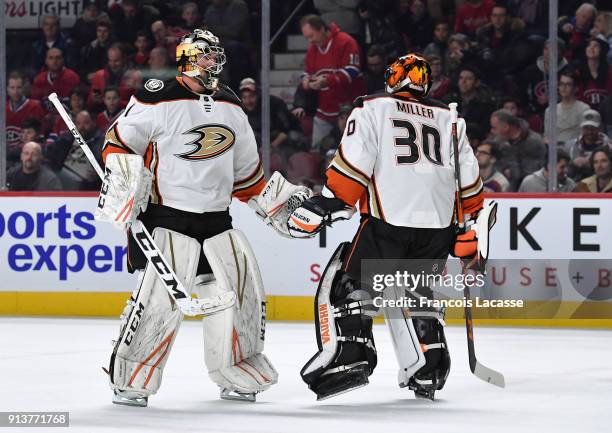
{"left": 0, "top": 318, "right": 610, "bottom": 433}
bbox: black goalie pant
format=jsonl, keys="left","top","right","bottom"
{"left": 343, "top": 214, "right": 455, "bottom": 285}
{"left": 126, "top": 203, "right": 233, "bottom": 274}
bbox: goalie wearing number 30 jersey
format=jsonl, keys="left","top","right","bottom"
{"left": 289, "top": 54, "right": 488, "bottom": 401}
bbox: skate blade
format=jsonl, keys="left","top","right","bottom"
{"left": 414, "top": 390, "right": 436, "bottom": 401}
{"left": 316, "top": 381, "right": 368, "bottom": 401}
{"left": 220, "top": 389, "right": 256, "bottom": 402}
{"left": 112, "top": 392, "right": 148, "bottom": 407}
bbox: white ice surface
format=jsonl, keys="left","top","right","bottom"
{"left": 0, "top": 318, "right": 610, "bottom": 433}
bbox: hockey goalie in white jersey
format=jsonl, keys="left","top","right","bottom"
{"left": 95, "top": 29, "right": 310, "bottom": 406}
{"left": 288, "top": 54, "right": 495, "bottom": 400}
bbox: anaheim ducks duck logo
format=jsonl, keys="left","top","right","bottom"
{"left": 175, "top": 124, "right": 235, "bottom": 161}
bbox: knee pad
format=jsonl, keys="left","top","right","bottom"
{"left": 200, "top": 229, "right": 278, "bottom": 395}
{"left": 301, "top": 243, "right": 378, "bottom": 399}
{"left": 108, "top": 228, "right": 200, "bottom": 398}
{"left": 383, "top": 286, "right": 450, "bottom": 394}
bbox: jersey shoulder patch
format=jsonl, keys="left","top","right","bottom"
{"left": 144, "top": 78, "right": 164, "bottom": 92}
{"left": 135, "top": 78, "right": 196, "bottom": 104}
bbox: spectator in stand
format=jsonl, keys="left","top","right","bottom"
{"left": 7, "top": 118, "right": 44, "bottom": 171}
{"left": 559, "top": 3, "right": 597, "bottom": 61}
{"left": 31, "top": 48, "right": 81, "bottom": 101}
{"left": 357, "top": 0, "right": 402, "bottom": 59}
{"left": 143, "top": 47, "right": 175, "bottom": 81}
{"left": 151, "top": 20, "right": 183, "bottom": 63}
{"left": 507, "top": 0, "right": 548, "bottom": 35}
{"left": 454, "top": 0, "right": 494, "bottom": 38}
{"left": 88, "top": 44, "right": 141, "bottom": 112}
{"left": 239, "top": 77, "right": 303, "bottom": 162}
{"left": 475, "top": 137, "right": 510, "bottom": 192}
{"left": 402, "top": 0, "right": 434, "bottom": 53}
{"left": 48, "top": 111, "right": 104, "bottom": 190}
{"left": 521, "top": 38, "right": 569, "bottom": 117}
{"left": 443, "top": 65, "right": 495, "bottom": 128}
{"left": 297, "top": 14, "right": 365, "bottom": 150}
{"left": 590, "top": 11, "right": 612, "bottom": 64}
{"left": 96, "top": 87, "right": 124, "bottom": 133}
{"left": 179, "top": 2, "right": 203, "bottom": 30}
{"left": 544, "top": 69, "right": 590, "bottom": 146}
{"left": 428, "top": 54, "right": 450, "bottom": 100}
{"left": 204, "top": 0, "right": 254, "bottom": 89}
{"left": 567, "top": 109, "right": 611, "bottom": 181}
{"left": 205, "top": 0, "right": 251, "bottom": 44}
{"left": 7, "top": 142, "right": 62, "bottom": 191}
{"left": 575, "top": 36, "right": 612, "bottom": 108}
{"left": 71, "top": 2, "right": 109, "bottom": 50}
{"left": 80, "top": 19, "right": 114, "bottom": 82}
{"left": 490, "top": 109, "right": 546, "bottom": 189}
{"left": 475, "top": 3, "right": 529, "bottom": 89}
{"left": 501, "top": 96, "right": 543, "bottom": 133}
{"left": 319, "top": 103, "right": 352, "bottom": 155}
{"left": 31, "top": 15, "right": 77, "bottom": 75}
{"left": 445, "top": 33, "right": 483, "bottom": 79}
{"left": 109, "top": 0, "right": 157, "bottom": 44}
{"left": 423, "top": 20, "right": 451, "bottom": 72}
{"left": 574, "top": 147, "right": 612, "bottom": 192}
{"left": 363, "top": 45, "right": 387, "bottom": 94}
{"left": 314, "top": 0, "right": 361, "bottom": 38}
{"left": 50, "top": 87, "right": 88, "bottom": 135}
{"left": 6, "top": 72, "right": 46, "bottom": 151}
{"left": 519, "top": 147, "right": 576, "bottom": 192}
{"left": 134, "top": 31, "right": 151, "bottom": 68}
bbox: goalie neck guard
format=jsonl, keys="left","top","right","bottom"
{"left": 177, "top": 29, "right": 226, "bottom": 91}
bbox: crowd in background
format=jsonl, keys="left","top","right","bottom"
{"left": 5, "top": 0, "right": 612, "bottom": 194}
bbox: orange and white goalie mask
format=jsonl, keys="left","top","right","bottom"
{"left": 384, "top": 54, "right": 432, "bottom": 97}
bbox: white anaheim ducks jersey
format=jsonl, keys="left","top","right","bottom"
{"left": 324, "top": 93, "right": 483, "bottom": 228}
{"left": 102, "top": 77, "right": 264, "bottom": 213}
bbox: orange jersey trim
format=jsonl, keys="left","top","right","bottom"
{"left": 233, "top": 176, "right": 266, "bottom": 202}
{"left": 462, "top": 189, "right": 484, "bottom": 216}
{"left": 326, "top": 166, "right": 366, "bottom": 206}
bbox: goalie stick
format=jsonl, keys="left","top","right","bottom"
{"left": 449, "top": 102, "right": 505, "bottom": 388}
{"left": 48, "top": 93, "right": 235, "bottom": 317}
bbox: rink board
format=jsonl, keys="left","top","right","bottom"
{"left": 0, "top": 192, "right": 611, "bottom": 328}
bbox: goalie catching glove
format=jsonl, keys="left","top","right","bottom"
{"left": 287, "top": 195, "right": 356, "bottom": 238}
{"left": 452, "top": 201, "right": 498, "bottom": 272}
{"left": 248, "top": 171, "right": 313, "bottom": 238}
{"left": 95, "top": 153, "right": 152, "bottom": 229}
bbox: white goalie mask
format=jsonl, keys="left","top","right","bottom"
{"left": 177, "top": 29, "right": 227, "bottom": 91}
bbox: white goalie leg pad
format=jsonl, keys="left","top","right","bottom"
{"left": 201, "top": 229, "right": 278, "bottom": 394}
{"left": 109, "top": 228, "right": 200, "bottom": 398}
{"left": 382, "top": 287, "right": 426, "bottom": 387}
{"left": 382, "top": 287, "right": 448, "bottom": 388}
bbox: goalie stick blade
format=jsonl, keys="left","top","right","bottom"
{"left": 473, "top": 362, "right": 506, "bottom": 388}
{"left": 177, "top": 292, "right": 236, "bottom": 316}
